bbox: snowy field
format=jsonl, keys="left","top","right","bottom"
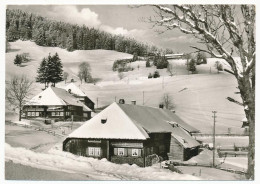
{"left": 6, "top": 40, "right": 245, "bottom": 134}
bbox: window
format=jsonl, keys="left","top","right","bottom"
{"left": 52, "top": 112, "right": 55, "bottom": 116}
{"left": 55, "top": 112, "right": 59, "bottom": 116}
{"left": 132, "top": 149, "right": 139, "bottom": 156}
{"left": 95, "top": 148, "right": 101, "bottom": 156}
{"left": 88, "top": 147, "right": 101, "bottom": 157}
{"left": 60, "top": 112, "right": 64, "bottom": 116}
{"left": 118, "top": 148, "right": 124, "bottom": 156}
{"left": 31, "top": 112, "right": 35, "bottom": 116}
{"left": 35, "top": 112, "right": 39, "bottom": 116}
{"left": 28, "top": 112, "right": 31, "bottom": 116}
{"left": 88, "top": 147, "right": 95, "bottom": 156}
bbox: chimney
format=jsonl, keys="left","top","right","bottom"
{"left": 159, "top": 104, "right": 164, "bottom": 109}
{"left": 131, "top": 100, "right": 136, "bottom": 105}
{"left": 68, "top": 89, "right": 72, "bottom": 94}
{"left": 119, "top": 99, "right": 125, "bottom": 104}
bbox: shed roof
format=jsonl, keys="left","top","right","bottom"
{"left": 62, "top": 83, "right": 86, "bottom": 97}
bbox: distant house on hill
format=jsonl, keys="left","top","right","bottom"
{"left": 62, "top": 83, "right": 95, "bottom": 110}
{"left": 23, "top": 86, "right": 92, "bottom": 121}
{"left": 63, "top": 102, "right": 200, "bottom": 167}
{"left": 165, "top": 53, "right": 184, "bottom": 59}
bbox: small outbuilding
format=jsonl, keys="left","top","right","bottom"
{"left": 63, "top": 102, "right": 200, "bottom": 166}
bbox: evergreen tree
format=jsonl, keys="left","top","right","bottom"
{"left": 51, "top": 52, "right": 63, "bottom": 86}
{"left": 14, "top": 54, "right": 22, "bottom": 66}
{"left": 36, "top": 57, "right": 48, "bottom": 88}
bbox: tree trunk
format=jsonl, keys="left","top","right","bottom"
{"left": 237, "top": 74, "right": 255, "bottom": 179}
{"left": 19, "top": 106, "right": 22, "bottom": 121}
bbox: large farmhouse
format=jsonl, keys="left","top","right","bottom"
{"left": 63, "top": 102, "right": 200, "bottom": 167}
{"left": 23, "top": 86, "right": 92, "bottom": 121}
{"left": 62, "top": 83, "right": 95, "bottom": 110}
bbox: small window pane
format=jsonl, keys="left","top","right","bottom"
{"left": 88, "top": 147, "right": 95, "bottom": 156}
{"left": 60, "top": 112, "right": 64, "bottom": 116}
{"left": 132, "top": 149, "right": 139, "bottom": 156}
{"left": 95, "top": 148, "right": 101, "bottom": 156}
{"left": 52, "top": 112, "right": 55, "bottom": 116}
{"left": 118, "top": 148, "right": 124, "bottom": 156}
{"left": 35, "top": 112, "right": 39, "bottom": 116}
{"left": 28, "top": 112, "right": 31, "bottom": 116}
{"left": 31, "top": 112, "right": 35, "bottom": 116}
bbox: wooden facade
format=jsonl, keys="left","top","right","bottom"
{"left": 23, "top": 105, "right": 90, "bottom": 121}
{"left": 168, "top": 136, "right": 199, "bottom": 161}
{"left": 63, "top": 132, "right": 171, "bottom": 167}
{"left": 76, "top": 96, "right": 95, "bottom": 110}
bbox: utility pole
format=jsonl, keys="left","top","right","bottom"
{"left": 162, "top": 76, "right": 164, "bottom": 89}
{"left": 212, "top": 111, "right": 217, "bottom": 167}
{"left": 96, "top": 98, "right": 98, "bottom": 108}
{"left": 143, "top": 91, "right": 144, "bottom": 105}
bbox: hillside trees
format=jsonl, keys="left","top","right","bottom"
{"left": 36, "top": 53, "right": 63, "bottom": 88}
{"left": 6, "top": 75, "right": 33, "bottom": 121}
{"left": 149, "top": 5, "right": 255, "bottom": 179}
{"left": 6, "top": 9, "right": 158, "bottom": 57}
{"left": 160, "top": 93, "right": 174, "bottom": 110}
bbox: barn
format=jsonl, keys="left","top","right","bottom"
{"left": 62, "top": 83, "right": 95, "bottom": 110}
{"left": 63, "top": 102, "right": 200, "bottom": 167}
{"left": 23, "top": 86, "right": 92, "bottom": 121}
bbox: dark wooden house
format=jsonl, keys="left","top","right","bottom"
{"left": 23, "top": 86, "right": 92, "bottom": 121}
{"left": 63, "top": 102, "right": 200, "bottom": 167}
{"left": 63, "top": 83, "right": 95, "bottom": 110}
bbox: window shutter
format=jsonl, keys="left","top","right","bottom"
{"left": 124, "top": 148, "right": 128, "bottom": 156}
{"left": 86, "top": 147, "right": 89, "bottom": 156}
{"left": 138, "top": 149, "right": 142, "bottom": 157}
{"left": 128, "top": 148, "right": 132, "bottom": 156}
{"left": 114, "top": 148, "right": 118, "bottom": 155}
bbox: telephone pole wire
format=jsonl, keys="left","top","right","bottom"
{"left": 212, "top": 111, "right": 217, "bottom": 167}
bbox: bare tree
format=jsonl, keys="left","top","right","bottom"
{"left": 63, "top": 71, "right": 69, "bottom": 84}
{"left": 78, "top": 62, "right": 92, "bottom": 83}
{"left": 160, "top": 93, "right": 174, "bottom": 110}
{"left": 6, "top": 75, "right": 33, "bottom": 121}
{"left": 148, "top": 5, "right": 255, "bottom": 179}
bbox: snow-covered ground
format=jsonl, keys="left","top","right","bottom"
{"left": 5, "top": 143, "right": 199, "bottom": 180}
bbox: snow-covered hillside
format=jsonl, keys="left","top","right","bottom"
{"left": 6, "top": 40, "right": 246, "bottom": 134}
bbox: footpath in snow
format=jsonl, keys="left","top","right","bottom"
{"left": 5, "top": 143, "right": 199, "bottom": 180}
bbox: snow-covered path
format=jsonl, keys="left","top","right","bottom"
{"left": 5, "top": 143, "right": 199, "bottom": 180}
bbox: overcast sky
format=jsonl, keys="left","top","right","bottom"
{"left": 8, "top": 5, "right": 199, "bottom": 52}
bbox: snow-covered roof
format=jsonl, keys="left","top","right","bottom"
{"left": 62, "top": 83, "right": 86, "bottom": 97}
{"left": 242, "top": 117, "right": 247, "bottom": 122}
{"left": 68, "top": 102, "right": 149, "bottom": 140}
{"left": 118, "top": 103, "right": 199, "bottom": 133}
{"left": 26, "top": 86, "right": 92, "bottom": 111}
{"left": 171, "top": 126, "right": 200, "bottom": 148}
{"left": 67, "top": 103, "right": 200, "bottom": 147}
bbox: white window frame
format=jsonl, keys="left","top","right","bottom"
{"left": 52, "top": 112, "right": 56, "bottom": 116}
{"left": 60, "top": 112, "right": 64, "bottom": 116}
{"left": 132, "top": 149, "right": 139, "bottom": 157}
{"left": 35, "top": 112, "right": 39, "bottom": 116}
{"left": 118, "top": 148, "right": 124, "bottom": 156}
{"left": 95, "top": 147, "right": 101, "bottom": 156}
{"left": 28, "top": 112, "right": 31, "bottom": 116}
{"left": 88, "top": 147, "right": 95, "bottom": 156}
{"left": 31, "top": 112, "right": 35, "bottom": 116}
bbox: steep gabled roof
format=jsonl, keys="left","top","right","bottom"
{"left": 67, "top": 102, "right": 200, "bottom": 148}
{"left": 68, "top": 102, "right": 149, "bottom": 140}
{"left": 26, "top": 87, "right": 92, "bottom": 111}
